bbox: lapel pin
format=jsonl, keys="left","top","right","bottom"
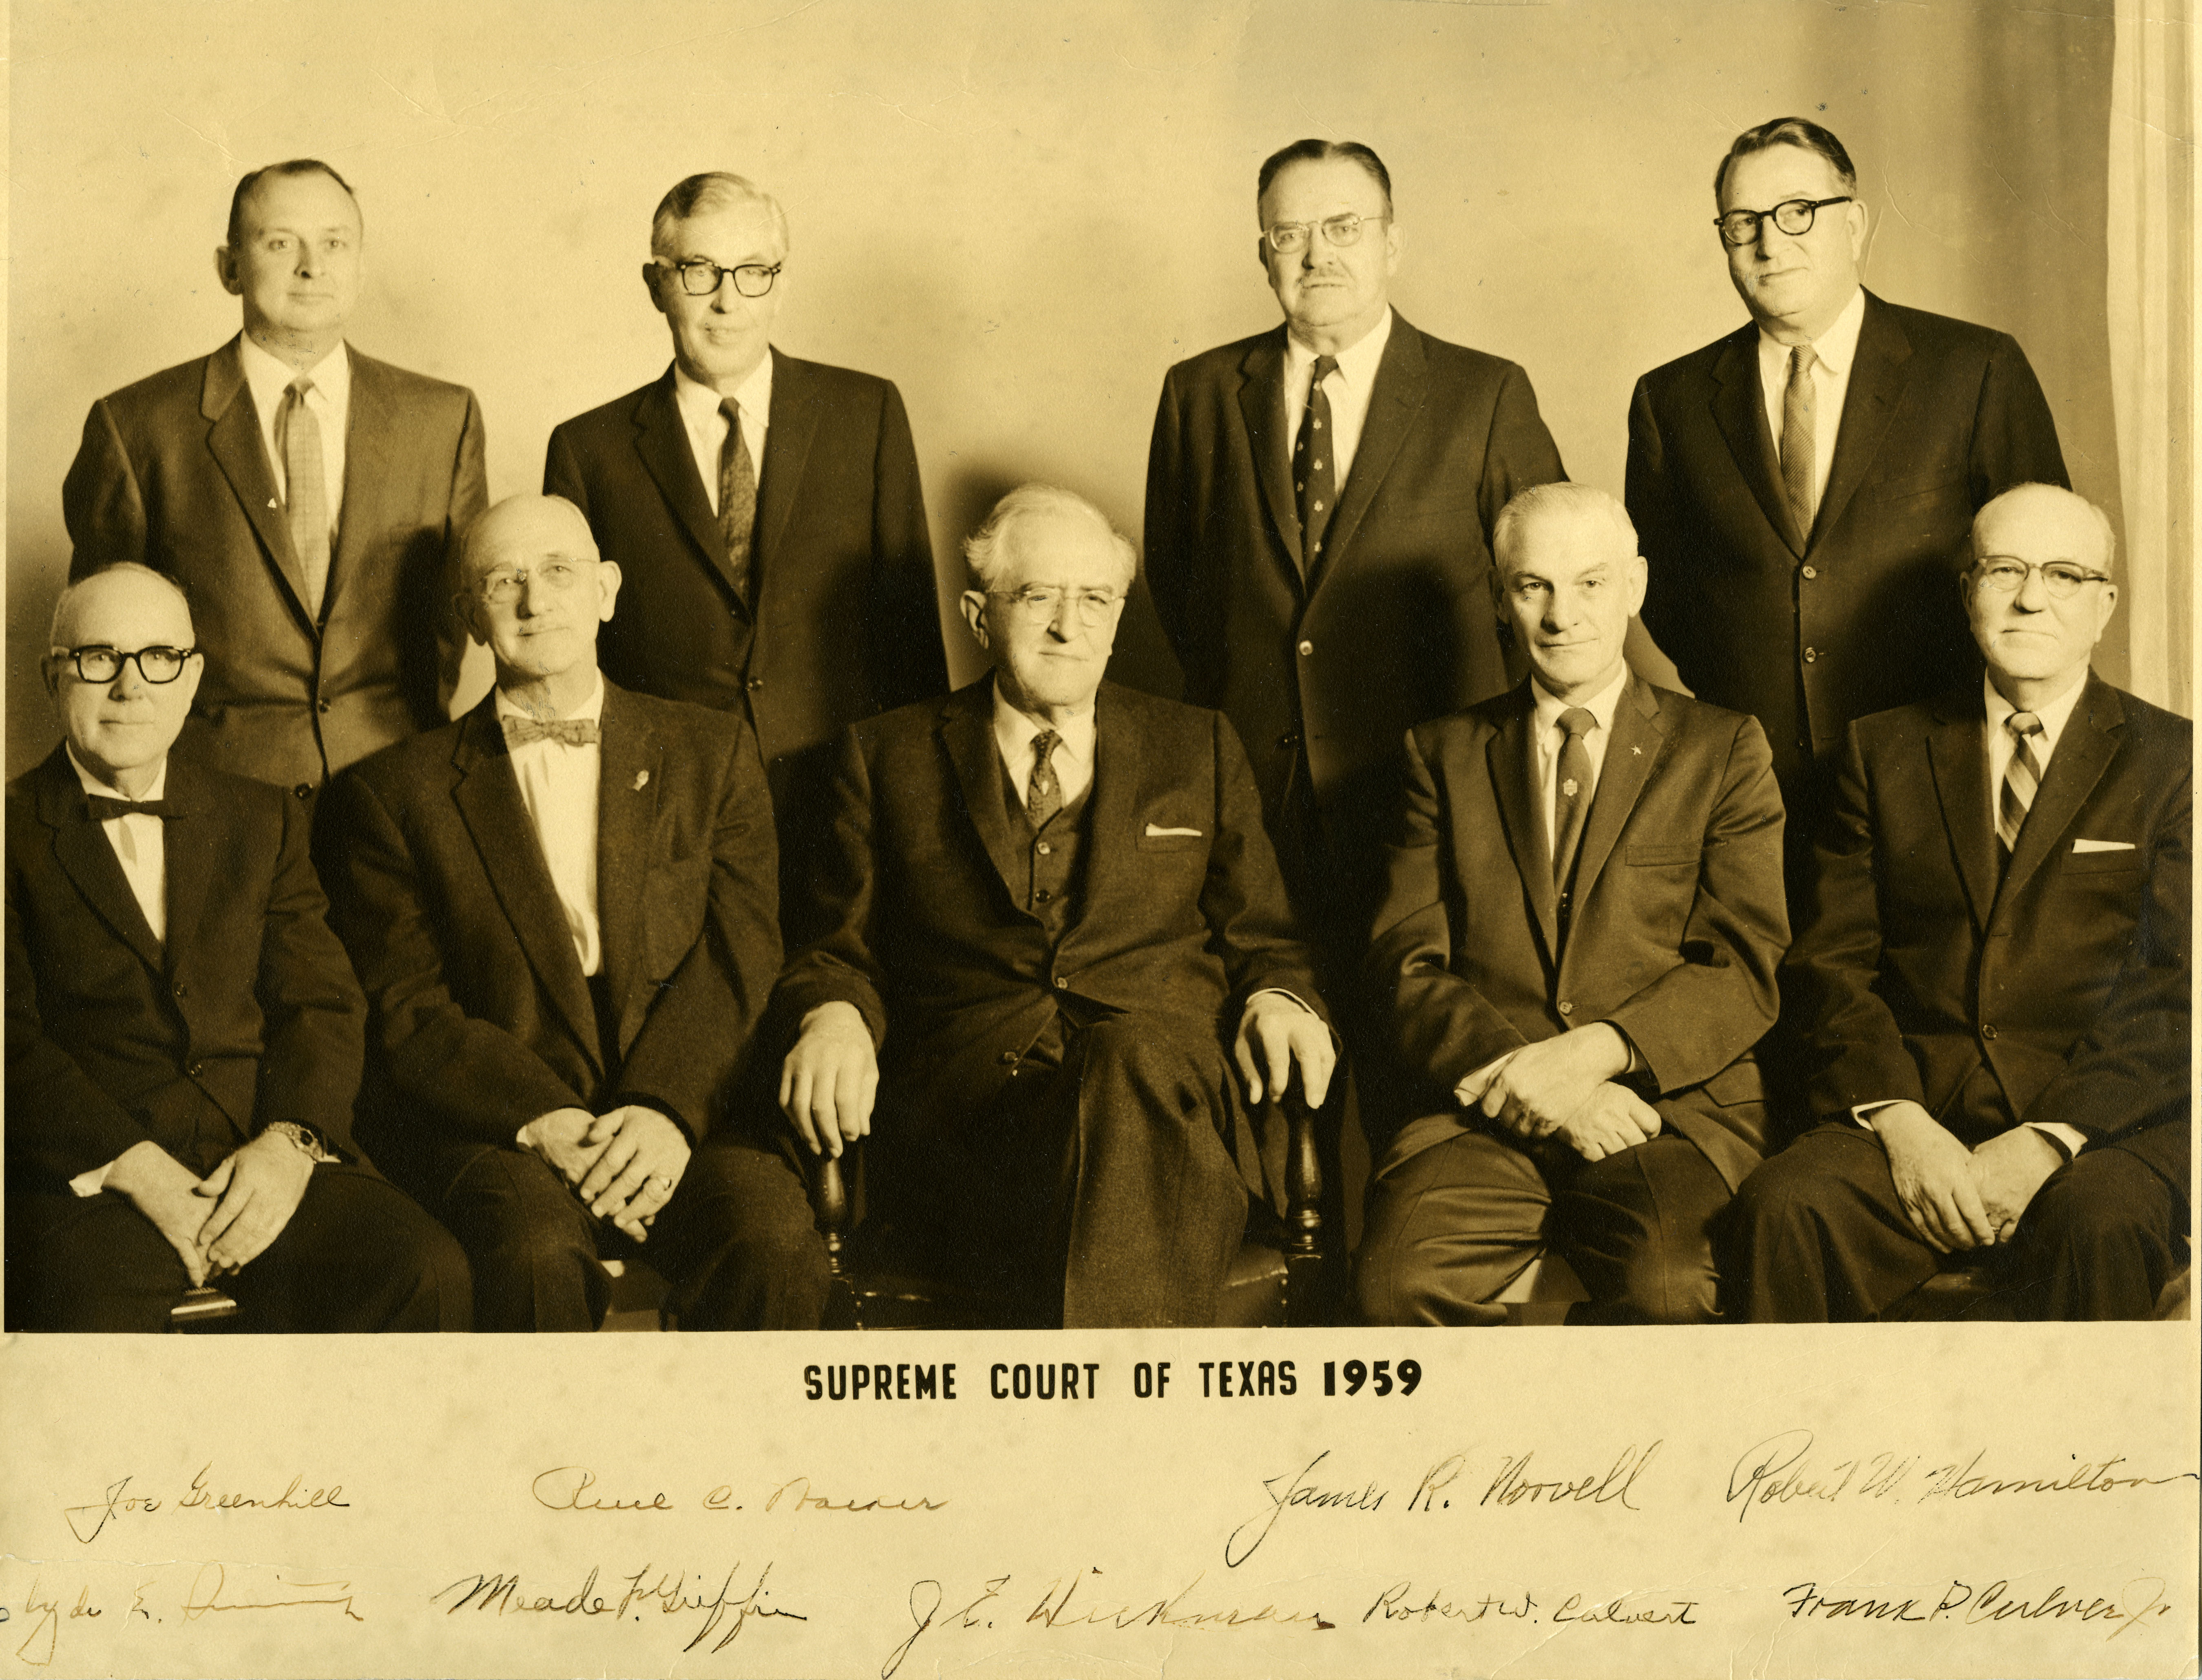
{"left": 1630, "top": 746, "right": 1642, "bottom": 756}
{"left": 267, "top": 498, "right": 279, "bottom": 510}
{"left": 633, "top": 770, "right": 650, "bottom": 791}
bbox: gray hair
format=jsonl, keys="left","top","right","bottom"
{"left": 962, "top": 484, "right": 1137, "bottom": 594}
{"left": 650, "top": 172, "right": 790, "bottom": 258}
{"left": 1969, "top": 483, "right": 2118, "bottom": 574}
{"left": 1491, "top": 482, "right": 1638, "bottom": 575}
{"left": 49, "top": 563, "right": 194, "bottom": 649}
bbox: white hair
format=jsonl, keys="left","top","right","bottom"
{"left": 962, "top": 484, "right": 1137, "bottom": 593}
{"left": 1491, "top": 482, "right": 1638, "bottom": 576}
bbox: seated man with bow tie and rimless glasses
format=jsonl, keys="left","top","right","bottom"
{"left": 7, "top": 563, "right": 469, "bottom": 1331}
{"left": 1728, "top": 484, "right": 2190, "bottom": 1320}
{"left": 322, "top": 494, "right": 827, "bottom": 1331}
{"left": 772, "top": 484, "right": 1336, "bottom": 1328}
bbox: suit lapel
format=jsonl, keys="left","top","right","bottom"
{"left": 449, "top": 700, "right": 603, "bottom": 1071}
{"left": 632, "top": 370, "right": 745, "bottom": 603}
{"left": 1925, "top": 690, "right": 1998, "bottom": 931}
{"left": 1709, "top": 328, "right": 1803, "bottom": 555}
{"left": 593, "top": 686, "right": 662, "bottom": 1055}
{"left": 33, "top": 752, "right": 165, "bottom": 973}
{"left": 1315, "top": 314, "right": 1426, "bottom": 588}
{"left": 1568, "top": 677, "right": 1667, "bottom": 911}
{"left": 1809, "top": 292, "right": 1910, "bottom": 551}
{"left": 1070, "top": 685, "right": 1143, "bottom": 942}
{"left": 940, "top": 684, "right": 1028, "bottom": 907}
{"left": 327, "top": 349, "right": 394, "bottom": 614}
{"left": 752, "top": 347, "right": 815, "bottom": 592}
{"left": 156, "top": 764, "right": 216, "bottom": 977}
{"left": 2000, "top": 674, "right": 2124, "bottom": 910}
{"left": 1234, "top": 333, "right": 1306, "bottom": 586}
{"left": 1484, "top": 689, "right": 1559, "bottom": 964}
{"left": 201, "top": 340, "right": 317, "bottom": 629}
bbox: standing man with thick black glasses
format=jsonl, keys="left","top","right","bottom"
{"left": 1143, "top": 138, "right": 1565, "bottom": 969}
{"left": 1626, "top": 117, "right": 2069, "bottom": 880}
{"left": 544, "top": 172, "right": 945, "bottom": 904}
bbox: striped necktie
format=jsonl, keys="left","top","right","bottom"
{"left": 280, "top": 377, "right": 331, "bottom": 617}
{"left": 1998, "top": 711, "right": 2045, "bottom": 859}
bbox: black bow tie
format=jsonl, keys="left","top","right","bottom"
{"left": 85, "top": 796, "right": 175, "bottom": 822}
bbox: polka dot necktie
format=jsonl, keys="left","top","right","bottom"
{"left": 1294, "top": 354, "right": 1340, "bottom": 573}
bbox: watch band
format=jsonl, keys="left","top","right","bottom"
{"left": 261, "top": 1121, "right": 333, "bottom": 1163}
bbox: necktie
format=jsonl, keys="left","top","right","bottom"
{"left": 84, "top": 796, "right": 176, "bottom": 823}
{"left": 1998, "top": 711, "right": 2045, "bottom": 858}
{"left": 1028, "top": 730, "right": 1062, "bottom": 828}
{"left": 1294, "top": 354, "right": 1340, "bottom": 573}
{"left": 718, "top": 399, "right": 758, "bottom": 608}
{"left": 501, "top": 715, "right": 602, "bottom": 749}
{"left": 1780, "top": 345, "right": 1817, "bottom": 546}
{"left": 280, "top": 378, "right": 331, "bottom": 618}
{"left": 1552, "top": 706, "right": 1596, "bottom": 897}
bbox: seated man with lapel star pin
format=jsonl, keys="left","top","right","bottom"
{"left": 7, "top": 563, "right": 469, "bottom": 1331}
{"left": 1729, "top": 484, "right": 2190, "bottom": 1320}
{"left": 1357, "top": 483, "right": 1790, "bottom": 1326}
{"left": 771, "top": 484, "right": 1336, "bottom": 1328}
{"left": 323, "top": 494, "right": 827, "bottom": 1331}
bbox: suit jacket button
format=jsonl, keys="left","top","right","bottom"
{"left": 172, "top": 984, "right": 188, "bottom": 999}
{"left": 1054, "top": 976, "right": 1070, "bottom": 989}
{"left": 294, "top": 784, "right": 314, "bottom": 800}
{"left": 999, "top": 1050, "right": 1019, "bottom": 1065}
{"left": 1558, "top": 1001, "right": 1574, "bottom": 1016}
{"left": 1981, "top": 1023, "right": 1999, "bottom": 1039}
{"left": 1803, "top": 647, "right": 1818, "bottom": 663}
{"left": 1278, "top": 731, "right": 1300, "bottom": 749}
{"left": 316, "top": 699, "right": 332, "bottom": 713}
{"left": 1036, "top": 841, "right": 1052, "bottom": 855}
{"left": 1297, "top": 639, "right": 1314, "bottom": 657}
{"left": 747, "top": 676, "right": 765, "bottom": 691}
{"left": 186, "top": 1061, "right": 204, "bottom": 1078}
{"left": 1801, "top": 565, "right": 1818, "bottom": 579}
{"left": 1035, "top": 888, "right": 1053, "bottom": 902}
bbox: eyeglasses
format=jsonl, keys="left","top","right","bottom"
{"left": 1262, "top": 212, "right": 1387, "bottom": 255}
{"left": 1970, "top": 557, "right": 2112, "bottom": 599}
{"left": 50, "top": 645, "right": 197, "bottom": 685}
{"left": 988, "top": 586, "right": 1126, "bottom": 628}
{"left": 474, "top": 561, "right": 590, "bottom": 603}
{"left": 656, "top": 259, "right": 783, "bottom": 298}
{"left": 1714, "top": 196, "right": 1853, "bottom": 248}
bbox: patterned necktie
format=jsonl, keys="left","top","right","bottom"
{"left": 1294, "top": 354, "right": 1340, "bottom": 573}
{"left": 84, "top": 796, "right": 176, "bottom": 823}
{"left": 718, "top": 399, "right": 757, "bottom": 608}
{"left": 1780, "top": 345, "right": 1817, "bottom": 546}
{"left": 280, "top": 377, "right": 331, "bottom": 618}
{"left": 1998, "top": 711, "right": 2046, "bottom": 858}
{"left": 1552, "top": 706, "right": 1596, "bottom": 896}
{"left": 502, "top": 715, "right": 601, "bottom": 749}
{"left": 1027, "top": 730, "right": 1062, "bottom": 828}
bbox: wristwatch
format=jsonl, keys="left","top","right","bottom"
{"left": 262, "top": 1121, "right": 334, "bottom": 1163}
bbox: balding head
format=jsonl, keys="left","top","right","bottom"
{"left": 1964, "top": 484, "right": 2119, "bottom": 705}
{"left": 44, "top": 564, "right": 204, "bottom": 794}
{"left": 454, "top": 495, "right": 620, "bottom": 710}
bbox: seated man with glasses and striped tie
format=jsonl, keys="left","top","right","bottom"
{"left": 1729, "top": 484, "right": 2191, "bottom": 1320}
{"left": 1356, "top": 484, "right": 1789, "bottom": 1326}
{"left": 321, "top": 494, "right": 827, "bottom": 1331}
{"left": 772, "top": 484, "right": 1336, "bottom": 1328}
{"left": 7, "top": 563, "right": 469, "bottom": 1331}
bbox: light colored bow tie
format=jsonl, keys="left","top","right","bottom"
{"left": 501, "top": 715, "right": 600, "bottom": 748}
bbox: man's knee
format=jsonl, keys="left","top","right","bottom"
{"left": 2020, "top": 1149, "right": 2173, "bottom": 1254}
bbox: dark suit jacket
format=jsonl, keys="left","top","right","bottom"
{"left": 1782, "top": 674, "right": 2190, "bottom": 1195}
{"left": 62, "top": 337, "right": 489, "bottom": 791}
{"left": 772, "top": 679, "right": 1327, "bottom": 1151}
{"left": 1364, "top": 677, "right": 1790, "bottom": 1192}
{"left": 321, "top": 682, "right": 782, "bottom": 1174}
{"left": 542, "top": 353, "right": 946, "bottom": 813}
{"left": 1144, "top": 313, "right": 1565, "bottom": 843}
{"left": 6, "top": 748, "right": 365, "bottom": 1191}
{"left": 1627, "top": 291, "right": 2067, "bottom": 798}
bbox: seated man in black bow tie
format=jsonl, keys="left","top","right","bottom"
{"left": 7, "top": 563, "right": 469, "bottom": 1330}
{"left": 1729, "top": 484, "right": 2189, "bottom": 1319}
{"left": 773, "top": 484, "right": 1335, "bottom": 1327}
{"left": 323, "top": 493, "right": 827, "bottom": 1331}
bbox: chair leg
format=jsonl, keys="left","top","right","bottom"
{"left": 1282, "top": 1092, "right": 1326, "bottom": 1326}
{"left": 810, "top": 1150, "right": 863, "bottom": 1331}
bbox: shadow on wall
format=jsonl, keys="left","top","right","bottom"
{"left": 7, "top": 541, "right": 68, "bottom": 774}
{"left": 934, "top": 464, "right": 1185, "bottom": 704}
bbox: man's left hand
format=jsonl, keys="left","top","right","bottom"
{"left": 193, "top": 1130, "right": 316, "bottom": 1275}
{"left": 1477, "top": 1023, "right": 1632, "bottom": 1138}
{"left": 576, "top": 1107, "right": 692, "bottom": 1241}
{"left": 1233, "top": 993, "right": 1335, "bottom": 1108}
{"left": 1969, "top": 1128, "right": 2065, "bottom": 1242}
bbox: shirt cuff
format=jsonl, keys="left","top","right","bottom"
{"left": 68, "top": 1158, "right": 120, "bottom": 1198}
{"left": 1850, "top": 1101, "right": 1904, "bottom": 1130}
{"left": 2025, "top": 1121, "right": 2087, "bottom": 1161}
{"left": 1246, "top": 987, "right": 1319, "bottom": 1019}
{"left": 1455, "top": 1048, "right": 1521, "bottom": 1110}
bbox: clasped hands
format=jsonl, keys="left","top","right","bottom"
{"left": 1872, "top": 1103, "right": 2064, "bottom": 1253}
{"left": 106, "top": 1128, "right": 318, "bottom": 1287}
{"left": 522, "top": 1105, "right": 690, "bottom": 1242}
{"left": 1466, "top": 1023, "right": 1662, "bottom": 1163}
{"left": 777, "top": 992, "right": 1337, "bottom": 1159}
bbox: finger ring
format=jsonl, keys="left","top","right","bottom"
{"left": 650, "top": 1174, "right": 674, "bottom": 1191}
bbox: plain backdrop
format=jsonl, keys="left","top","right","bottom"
{"left": 6, "top": 0, "right": 2125, "bottom": 773}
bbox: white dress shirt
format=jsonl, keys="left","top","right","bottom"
{"left": 498, "top": 673, "right": 606, "bottom": 978}
{"left": 1283, "top": 306, "right": 1393, "bottom": 490}
{"left": 1852, "top": 670, "right": 2091, "bottom": 1159}
{"left": 991, "top": 682, "right": 1097, "bottom": 808}
{"left": 239, "top": 334, "right": 349, "bottom": 541}
{"left": 673, "top": 357, "right": 774, "bottom": 515}
{"left": 64, "top": 749, "right": 173, "bottom": 1199}
{"left": 1756, "top": 284, "right": 1866, "bottom": 513}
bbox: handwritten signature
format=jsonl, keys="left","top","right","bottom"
{"left": 9, "top": 1565, "right": 359, "bottom": 1668}
{"left": 1784, "top": 1575, "right": 2175, "bottom": 1640}
{"left": 63, "top": 1468, "right": 349, "bottom": 1544}
{"left": 527, "top": 1465, "right": 945, "bottom": 1515}
{"left": 1727, "top": 1430, "right": 2198, "bottom": 1523}
{"left": 432, "top": 1561, "right": 803, "bottom": 1653}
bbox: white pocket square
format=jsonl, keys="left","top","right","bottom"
{"left": 1144, "top": 823, "right": 1203, "bottom": 838}
{"left": 2072, "top": 838, "right": 2136, "bottom": 853}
